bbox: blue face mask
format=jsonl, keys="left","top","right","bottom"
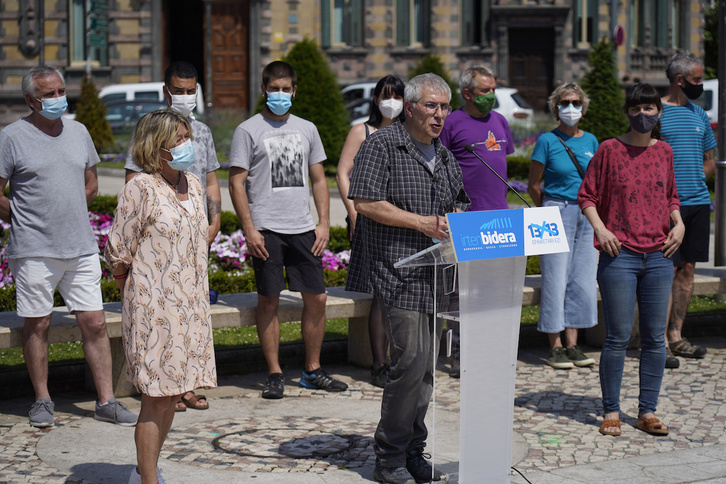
{"left": 266, "top": 91, "right": 293, "bottom": 115}
{"left": 36, "top": 95, "right": 68, "bottom": 120}
{"left": 163, "top": 139, "right": 195, "bottom": 171}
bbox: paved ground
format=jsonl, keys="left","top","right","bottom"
{"left": 2, "top": 338, "right": 726, "bottom": 483}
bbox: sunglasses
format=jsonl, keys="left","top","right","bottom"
{"left": 558, "top": 100, "right": 582, "bottom": 108}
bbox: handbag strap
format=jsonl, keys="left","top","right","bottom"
{"left": 551, "top": 129, "right": 586, "bottom": 179}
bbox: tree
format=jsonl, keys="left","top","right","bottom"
{"left": 408, "top": 53, "right": 462, "bottom": 109}
{"left": 74, "top": 73, "right": 114, "bottom": 153}
{"left": 704, "top": 2, "right": 718, "bottom": 79}
{"left": 579, "top": 39, "right": 629, "bottom": 142}
{"left": 278, "top": 38, "right": 350, "bottom": 170}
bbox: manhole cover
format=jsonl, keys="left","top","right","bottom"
{"left": 213, "top": 429, "right": 356, "bottom": 458}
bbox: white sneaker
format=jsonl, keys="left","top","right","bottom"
{"left": 157, "top": 467, "right": 167, "bottom": 484}
{"left": 128, "top": 467, "right": 141, "bottom": 484}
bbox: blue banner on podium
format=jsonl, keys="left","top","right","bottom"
{"left": 446, "top": 206, "right": 569, "bottom": 263}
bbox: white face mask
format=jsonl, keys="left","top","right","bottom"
{"left": 558, "top": 104, "right": 583, "bottom": 127}
{"left": 170, "top": 94, "right": 197, "bottom": 118}
{"left": 379, "top": 99, "right": 403, "bottom": 120}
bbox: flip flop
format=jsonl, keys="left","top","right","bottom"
{"left": 636, "top": 416, "right": 669, "bottom": 436}
{"left": 599, "top": 418, "right": 621, "bottom": 436}
{"left": 181, "top": 392, "right": 209, "bottom": 410}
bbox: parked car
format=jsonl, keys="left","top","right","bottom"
{"left": 691, "top": 79, "right": 717, "bottom": 129}
{"left": 341, "top": 81, "right": 377, "bottom": 106}
{"left": 492, "top": 87, "right": 534, "bottom": 128}
{"left": 104, "top": 99, "right": 168, "bottom": 133}
{"left": 98, "top": 82, "right": 205, "bottom": 116}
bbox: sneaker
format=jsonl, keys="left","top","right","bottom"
{"left": 128, "top": 467, "right": 141, "bottom": 484}
{"left": 665, "top": 347, "right": 680, "bottom": 369}
{"left": 371, "top": 363, "right": 390, "bottom": 388}
{"left": 29, "top": 397, "right": 55, "bottom": 428}
{"left": 405, "top": 448, "right": 447, "bottom": 483}
{"left": 670, "top": 338, "right": 707, "bottom": 358}
{"left": 374, "top": 461, "right": 416, "bottom": 484}
{"left": 261, "top": 373, "right": 285, "bottom": 399}
{"left": 565, "top": 345, "right": 596, "bottom": 367}
{"left": 547, "top": 347, "right": 574, "bottom": 369}
{"left": 300, "top": 368, "right": 348, "bottom": 392}
{"left": 449, "top": 351, "right": 460, "bottom": 379}
{"left": 94, "top": 398, "right": 137, "bottom": 427}
{"left": 157, "top": 467, "right": 167, "bottom": 484}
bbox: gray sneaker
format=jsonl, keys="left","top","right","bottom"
{"left": 94, "top": 398, "right": 138, "bottom": 426}
{"left": 547, "top": 347, "right": 574, "bottom": 369}
{"left": 29, "top": 397, "right": 55, "bottom": 428}
{"left": 565, "top": 345, "right": 596, "bottom": 367}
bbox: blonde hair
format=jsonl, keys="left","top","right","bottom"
{"left": 130, "top": 109, "right": 193, "bottom": 173}
{"left": 548, "top": 82, "right": 590, "bottom": 120}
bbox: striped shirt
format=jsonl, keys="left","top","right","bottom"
{"left": 660, "top": 103, "right": 716, "bottom": 206}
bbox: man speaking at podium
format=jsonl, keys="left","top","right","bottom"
{"left": 345, "top": 73, "right": 470, "bottom": 484}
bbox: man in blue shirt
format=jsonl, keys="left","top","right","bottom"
{"left": 660, "top": 51, "right": 717, "bottom": 368}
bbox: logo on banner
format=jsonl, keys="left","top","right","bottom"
{"left": 527, "top": 220, "right": 563, "bottom": 245}
{"left": 460, "top": 217, "right": 517, "bottom": 249}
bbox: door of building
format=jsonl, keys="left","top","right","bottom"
{"left": 208, "top": 0, "right": 249, "bottom": 110}
{"left": 508, "top": 28, "right": 554, "bottom": 113}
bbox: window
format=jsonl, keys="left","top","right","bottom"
{"left": 69, "top": 0, "right": 108, "bottom": 66}
{"left": 321, "top": 0, "right": 363, "bottom": 48}
{"left": 395, "top": 0, "right": 430, "bottom": 47}
{"left": 461, "top": 0, "right": 489, "bottom": 46}
{"left": 574, "top": 0, "right": 598, "bottom": 47}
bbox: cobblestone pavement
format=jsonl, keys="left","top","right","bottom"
{"left": 1, "top": 336, "right": 725, "bottom": 483}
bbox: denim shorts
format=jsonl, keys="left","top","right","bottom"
{"left": 537, "top": 198, "right": 598, "bottom": 333}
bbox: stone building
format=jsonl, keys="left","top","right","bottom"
{"left": 0, "top": 0, "right": 708, "bottom": 125}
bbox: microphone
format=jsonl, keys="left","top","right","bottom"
{"left": 464, "top": 144, "right": 531, "bottom": 208}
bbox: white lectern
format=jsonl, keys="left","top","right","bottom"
{"left": 395, "top": 207, "right": 569, "bottom": 483}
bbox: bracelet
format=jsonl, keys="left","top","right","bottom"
{"left": 113, "top": 272, "right": 128, "bottom": 280}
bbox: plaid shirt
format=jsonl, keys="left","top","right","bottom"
{"left": 345, "top": 121, "right": 470, "bottom": 314}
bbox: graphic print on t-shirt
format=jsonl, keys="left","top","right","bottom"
{"left": 473, "top": 131, "right": 505, "bottom": 152}
{"left": 264, "top": 133, "right": 305, "bottom": 188}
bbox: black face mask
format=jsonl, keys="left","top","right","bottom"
{"left": 680, "top": 77, "right": 704, "bottom": 100}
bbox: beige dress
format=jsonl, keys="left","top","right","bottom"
{"left": 105, "top": 172, "right": 217, "bottom": 396}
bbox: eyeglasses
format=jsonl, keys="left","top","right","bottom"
{"left": 412, "top": 102, "right": 453, "bottom": 115}
{"left": 558, "top": 100, "right": 582, "bottom": 108}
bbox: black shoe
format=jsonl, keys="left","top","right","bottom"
{"left": 374, "top": 462, "right": 416, "bottom": 484}
{"left": 665, "top": 348, "right": 680, "bottom": 369}
{"left": 371, "top": 363, "right": 390, "bottom": 388}
{"left": 300, "top": 368, "right": 348, "bottom": 391}
{"left": 406, "top": 448, "right": 447, "bottom": 483}
{"left": 261, "top": 373, "right": 285, "bottom": 399}
{"left": 449, "top": 354, "right": 460, "bottom": 379}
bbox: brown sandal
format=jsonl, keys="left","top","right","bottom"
{"left": 599, "top": 419, "right": 621, "bottom": 436}
{"left": 181, "top": 392, "right": 209, "bottom": 410}
{"left": 636, "top": 416, "right": 669, "bottom": 436}
{"left": 174, "top": 400, "right": 187, "bottom": 412}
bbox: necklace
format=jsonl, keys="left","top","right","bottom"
{"left": 160, "top": 172, "right": 182, "bottom": 193}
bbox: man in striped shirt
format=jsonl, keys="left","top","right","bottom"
{"left": 660, "top": 51, "right": 717, "bottom": 368}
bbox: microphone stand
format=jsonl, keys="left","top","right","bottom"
{"left": 464, "top": 144, "right": 531, "bottom": 208}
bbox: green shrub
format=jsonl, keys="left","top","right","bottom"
{"left": 88, "top": 194, "right": 118, "bottom": 215}
{"left": 579, "top": 39, "right": 629, "bottom": 142}
{"left": 507, "top": 156, "right": 531, "bottom": 180}
{"left": 209, "top": 270, "right": 258, "bottom": 294}
{"left": 324, "top": 269, "right": 348, "bottom": 287}
{"left": 75, "top": 73, "right": 114, "bottom": 153}
{"left": 526, "top": 255, "right": 540, "bottom": 275}
{"left": 220, "top": 211, "right": 242, "bottom": 235}
{"left": 328, "top": 226, "right": 350, "bottom": 253}
{"left": 409, "top": 53, "right": 462, "bottom": 109}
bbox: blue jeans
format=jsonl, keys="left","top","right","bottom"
{"left": 538, "top": 198, "right": 598, "bottom": 333}
{"left": 374, "top": 302, "right": 443, "bottom": 467}
{"left": 597, "top": 248, "right": 673, "bottom": 415}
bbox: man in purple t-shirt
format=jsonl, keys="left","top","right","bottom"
{"left": 440, "top": 65, "right": 514, "bottom": 211}
{"left": 440, "top": 65, "right": 515, "bottom": 377}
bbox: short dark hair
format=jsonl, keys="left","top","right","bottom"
{"left": 262, "top": 61, "right": 297, "bottom": 87}
{"left": 165, "top": 61, "right": 198, "bottom": 85}
{"left": 623, "top": 83, "right": 663, "bottom": 139}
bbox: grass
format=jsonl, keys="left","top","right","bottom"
{"left": 1, "top": 296, "right": 723, "bottom": 370}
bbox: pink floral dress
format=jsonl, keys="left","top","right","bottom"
{"left": 105, "top": 173, "right": 217, "bottom": 396}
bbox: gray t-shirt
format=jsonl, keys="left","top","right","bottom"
{"left": 125, "top": 117, "right": 220, "bottom": 210}
{"left": 0, "top": 118, "right": 100, "bottom": 259}
{"left": 411, "top": 138, "right": 436, "bottom": 173}
{"left": 229, "top": 113, "right": 326, "bottom": 234}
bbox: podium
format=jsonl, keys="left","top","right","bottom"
{"left": 395, "top": 207, "right": 569, "bottom": 483}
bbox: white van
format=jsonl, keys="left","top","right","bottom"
{"left": 98, "top": 82, "right": 205, "bottom": 116}
{"left": 691, "top": 79, "right": 717, "bottom": 129}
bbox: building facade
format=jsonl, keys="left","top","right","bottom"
{"left": 0, "top": 0, "right": 708, "bottom": 126}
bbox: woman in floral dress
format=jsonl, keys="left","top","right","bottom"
{"left": 105, "top": 109, "right": 217, "bottom": 484}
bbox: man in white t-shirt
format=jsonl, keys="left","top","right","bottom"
{"left": 0, "top": 65, "right": 137, "bottom": 428}
{"left": 229, "top": 61, "right": 347, "bottom": 399}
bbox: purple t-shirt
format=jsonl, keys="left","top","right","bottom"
{"left": 440, "top": 109, "right": 514, "bottom": 211}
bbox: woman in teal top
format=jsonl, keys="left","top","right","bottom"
{"left": 527, "top": 82, "right": 599, "bottom": 370}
